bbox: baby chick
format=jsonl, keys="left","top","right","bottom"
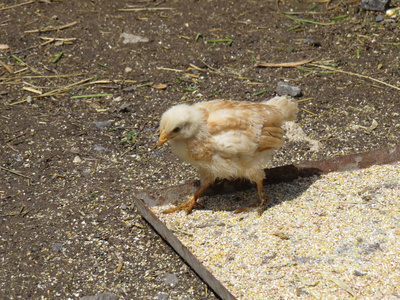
{"left": 157, "top": 96, "right": 298, "bottom": 215}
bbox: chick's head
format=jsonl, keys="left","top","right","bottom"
{"left": 158, "top": 104, "right": 205, "bottom": 146}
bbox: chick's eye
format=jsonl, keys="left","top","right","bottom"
{"left": 172, "top": 127, "right": 181, "bottom": 133}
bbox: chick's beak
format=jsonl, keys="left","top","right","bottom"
{"left": 157, "top": 129, "right": 173, "bottom": 146}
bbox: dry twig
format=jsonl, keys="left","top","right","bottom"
{"left": 118, "top": 7, "right": 174, "bottom": 12}
{"left": 34, "top": 76, "right": 97, "bottom": 98}
{"left": 0, "top": 205, "right": 30, "bottom": 218}
{"left": 0, "top": 0, "right": 34, "bottom": 12}
{"left": 309, "top": 63, "right": 400, "bottom": 91}
{"left": 0, "top": 166, "right": 32, "bottom": 179}
{"left": 255, "top": 59, "right": 314, "bottom": 68}
{"left": 25, "top": 21, "right": 78, "bottom": 33}
{"left": 0, "top": 61, "right": 13, "bottom": 74}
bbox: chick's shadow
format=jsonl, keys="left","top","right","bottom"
{"left": 197, "top": 164, "right": 322, "bottom": 213}
{"left": 145, "top": 164, "right": 322, "bottom": 214}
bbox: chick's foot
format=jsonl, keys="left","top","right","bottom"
{"left": 162, "top": 195, "right": 197, "bottom": 215}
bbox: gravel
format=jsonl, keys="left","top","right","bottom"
{"left": 153, "top": 163, "right": 400, "bottom": 299}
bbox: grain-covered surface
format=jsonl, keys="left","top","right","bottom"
{"left": 152, "top": 163, "right": 400, "bottom": 299}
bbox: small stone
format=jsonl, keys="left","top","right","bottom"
{"left": 80, "top": 292, "right": 119, "bottom": 300}
{"left": 154, "top": 293, "right": 169, "bottom": 300}
{"left": 94, "top": 144, "right": 108, "bottom": 151}
{"left": 92, "top": 233, "right": 101, "bottom": 239}
{"left": 70, "top": 147, "right": 80, "bottom": 153}
{"left": 82, "top": 168, "right": 91, "bottom": 175}
{"left": 118, "top": 103, "right": 133, "bottom": 113}
{"left": 261, "top": 252, "right": 277, "bottom": 264}
{"left": 361, "top": 0, "right": 390, "bottom": 11}
{"left": 30, "top": 245, "right": 40, "bottom": 253}
{"left": 276, "top": 81, "right": 302, "bottom": 97}
{"left": 353, "top": 270, "right": 367, "bottom": 277}
{"left": 91, "top": 120, "right": 113, "bottom": 130}
{"left": 336, "top": 243, "right": 351, "bottom": 255}
{"left": 361, "top": 242, "right": 383, "bottom": 255}
{"left": 73, "top": 156, "right": 82, "bottom": 163}
{"left": 383, "top": 18, "right": 396, "bottom": 23}
{"left": 120, "top": 32, "right": 149, "bottom": 44}
{"left": 163, "top": 273, "right": 179, "bottom": 287}
{"left": 51, "top": 242, "right": 64, "bottom": 252}
{"left": 303, "top": 36, "right": 321, "bottom": 47}
{"left": 122, "top": 86, "right": 135, "bottom": 92}
{"left": 125, "top": 67, "right": 133, "bottom": 73}
{"left": 113, "top": 96, "right": 122, "bottom": 102}
{"left": 293, "top": 255, "right": 314, "bottom": 264}
{"left": 137, "top": 192, "right": 158, "bottom": 207}
{"left": 376, "top": 14, "right": 385, "bottom": 22}
{"left": 11, "top": 153, "right": 23, "bottom": 162}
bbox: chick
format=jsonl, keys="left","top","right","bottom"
{"left": 157, "top": 96, "right": 298, "bottom": 215}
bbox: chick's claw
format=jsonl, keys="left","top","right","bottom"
{"left": 233, "top": 203, "right": 259, "bottom": 214}
{"left": 233, "top": 195, "right": 270, "bottom": 215}
{"left": 162, "top": 195, "right": 197, "bottom": 215}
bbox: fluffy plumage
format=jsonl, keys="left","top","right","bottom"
{"left": 158, "top": 96, "right": 298, "bottom": 215}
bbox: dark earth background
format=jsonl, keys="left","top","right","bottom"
{"left": 1, "top": 0, "right": 399, "bottom": 299}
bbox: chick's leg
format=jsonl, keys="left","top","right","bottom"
{"left": 256, "top": 180, "right": 269, "bottom": 216}
{"left": 234, "top": 180, "right": 270, "bottom": 215}
{"left": 163, "top": 181, "right": 212, "bottom": 215}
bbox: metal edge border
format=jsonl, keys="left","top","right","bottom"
{"left": 133, "top": 196, "right": 237, "bottom": 300}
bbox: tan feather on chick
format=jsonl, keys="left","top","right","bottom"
{"left": 157, "top": 96, "right": 298, "bottom": 215}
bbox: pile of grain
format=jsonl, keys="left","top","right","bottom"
{"left": 153, "top": 163, "right": 400, "bottom": 299}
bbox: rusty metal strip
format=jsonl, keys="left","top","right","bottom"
{"left": 296, "top": 144, "right": 400, "bottom": 173}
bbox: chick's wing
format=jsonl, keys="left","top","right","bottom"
{"left": 195, "top": 100, "right": 285, "bottom": 156}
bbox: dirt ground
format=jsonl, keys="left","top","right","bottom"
{"left": 1, "top": 0, "right": 399, "bottom": 299}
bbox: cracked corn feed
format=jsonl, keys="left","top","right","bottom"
{"left": 152, "top": 163, "right": 400, "bottom": 299}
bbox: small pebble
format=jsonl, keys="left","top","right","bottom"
{"left": 353, "top": 270, "right": 367, "bottom": 277}
{"left": 154, "top": 293, "right": 169, "bottom": 300}
{"left": 361, "top": 0, "right": 390, "bottom": 11}
{"left": 94, "top": 144, "right": 108, "bottom": 151}
{"left": 118, "top": 103, "right": 133, "bottom": 113}
{"left": 51, "top": 242, "right": 64, "bottom": 252}
{"left": 276, "top": 81, "right": 302, "bottom": 97}
{"left": 122, "top": 86, "right": 135, "bottom": 92}
{"left": 120, "top": 32, "right": 149, "bottom": 44}
{"left": 91, "top": 120, "right": 113, "bottom": 130}
{"left": 80, "top": 292, "right": 119, "bottom": 300}
{"left": 303, "top": 36, "right": 321, "bottom": 47}
{"left": 163, "top": 273, "right": 179, "bottom": 287}
{"left": 73, "top": 156, "right": 82, "bottom": 164}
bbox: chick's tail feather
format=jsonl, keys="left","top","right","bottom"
{"left": 264, "top": 96, "right": 298, "bottom": 121}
